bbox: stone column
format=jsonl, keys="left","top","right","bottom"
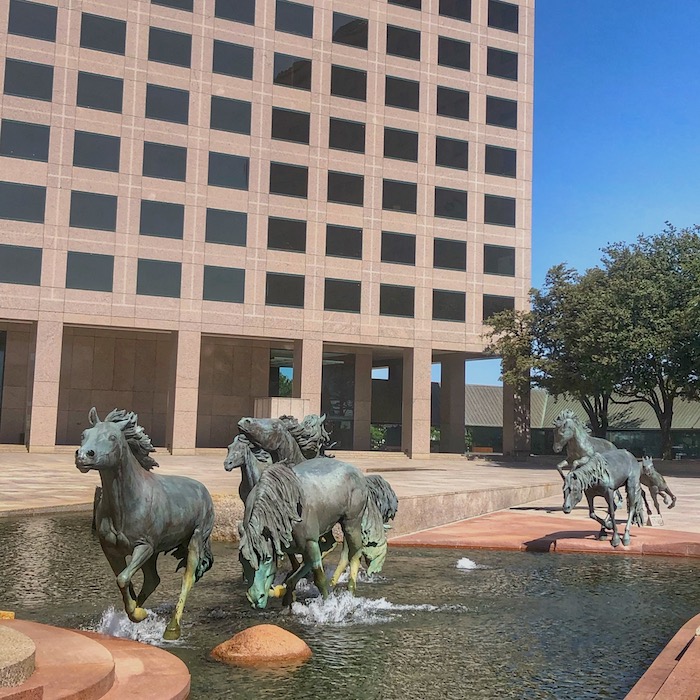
{"left": 401, "top": 345, "right": 432, "bottom": 459}
{"left": 502, "top": 360, "right": 531, "bottom": 460}
{"left": 440, "top": 354, "right": 466, "bottom": 453}
{"left": 292, "top": 338, "right": 323, "bottom": 414}
{"left": 169, "top": 329, "right": 201, "bottom": 455}
{"left": 353, "top": 351, "right": 373, "bottom": 450}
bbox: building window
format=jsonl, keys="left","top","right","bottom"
{"left": 383, "top": 180, "right": 416, "bottom": 213}
{"left": 146, "top": 84, "right": 189, "bottom": 124}
{"left": 325, "top": 279, "right": 360, "bottom": 313}
{"left": 435, "top": 187, "right": 467, "bottom": 220}
{"left": 8, "top": 0, "right": 56, "bottom": 42}
{"left": 437, "top": 86, "right": 469, "bottom": 120}
{"left": 80, "top": 13, "right": 126, "bottom": 55}
{"left": 0, "top": 120, "right": 49, "bottom": 162}
{"left": 210, "top": 96, "right": 251, "bottom": 134}
{"left": 206, "top": 208, "right": 247, "bottom": 246}
{"left": 208, "top": 152, "right": 249, "bottom": 190}
{"left": 76, "top": 72, "right": 123, "bottom": 113}
{"left": 273, "top": 54, "right": 312, "bottom": 90}
{"left": 484, "top": 194, "right": 516, "bottom": 226}
{"left": 485, "top": 145, "right": 516, "bottom": 178}
{"left": 65, "top": 252, "right": 113, "bottom": 292}
{"left": 386, "top": 76, "right": 419, "bottom": 111}
{"left": 203, "top": 266, "right": 245, "bottom": 303}
{"left": 73, "top": 131, "right": 120, "bottom": 172}
{"left": 266, "top": 272, "right": 304, "bottom": 308}
{"left": 215, "top": 0, "right": 255, "bottom": 25}
{"left": 486, "top": 95, "right": 517, "bottom": 129}
{"left": 213, "top": 40, "right": 253, "bottom": 80}
{"left": 329, "top": 118, "right": 365, "bottom": 153}
{"left": 488, "top": 0, "right": 519, "bottom": 33}
{"left": 268, "top": 217, "right": 306, "bottom": 252}
{"left": 328, "top": 171, "right": 363, "bottom": 206}
{"left": 433, "top": 289, "right": 465, "bottom": 322}
{"left": 0, "top": 244, "right": 42, "bottom": 285}
{"left": 332, "top": 13, "right": 367, "bottom": 49}
{"left": 439, "top": 0, "right": 471, "bottom": 22}
{"left": 4, "top": 59, "right": 53, "bottom": 102}
{"left": 137, "top": 259, "right": 181, "bottom": 298}
{"left": 331, "top": 65, "right": 367, "bottom": 101}
{"left": 139, "top": 200, "right": 184, "bottom": 240}
{"left": 326, "top": 224, "right": 362, "bottom": 259}
{"left": 152, "top": 0, "right": 193, "bottom": 11}
{"left": 143, "top": 142, "right": 187, "bottom": 181}
{"left": 380, "top": 284, "right": 414, "bottom": 318}
{"left": 483, "top": 294, "right": 514, "bottom": 321}
{"left": 275, "top": 0, "right": 313, "bottom": 37}
{"left": 381, "top": 231, "right": 415, "bottom": 265}
{"left": 434, "top": 238, "right": 466, "bottom": 270}
{"left": 384, "top": 128, "right": 418, "bottom": 162}
{"left": 388, "top": 0, "right": 421, "bottom": 8}
{"left": 386, "top": 26, "right": 420, "bottom": 60}
{"left": 436, "top": 136, "right": 468, "bottom": 170}
{"left": 484, "top": 244, "right": 515, "bottom": 276}
{"left": 270, "top": 162, "right": 308, "bottom": 198}
{"left": 148, "top": 27, "right": 191, "bottom": 68}
{"left": 487, "top": 47, "right": 518, "bottom": 81}
{"left": 438, "top": 37, "right": 470, "bottom": 71}
{"left": 272, "top": 108, "right": 310, "bottom": 144}
{"left": 69, "top": 191, "right": 117, "bottom": 231}
{"left": 0, "top": 182, "right": 45, "bottom": 223}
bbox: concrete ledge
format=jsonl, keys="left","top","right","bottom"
{"left": 0, "top": 628, "right": 35, "bottom": 688}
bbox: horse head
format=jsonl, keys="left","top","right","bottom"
{"left": 562, "top": 470, "right": 584, "bottom": 513}
{"left": 75, "top": 407, "right": 128, "bottom": 473}
{"left": 224, "top": 434, "right": 249, "bottom": 472}
{"left": 552, "top": 409, "right": 579, "bottom": 454}
{"left": 238, "top": 417, "right": 288, "bottom": 452}
{"left": 239, "top": 550, "right": 277, "bottom": 609}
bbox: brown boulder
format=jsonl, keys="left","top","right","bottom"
{"left": 211, "top": 624, "right": 312, "bottom": 667}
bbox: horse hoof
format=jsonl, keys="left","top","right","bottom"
{"left": 669, "top": 501, "right": 676, "bottom": 509}
{"left": 622, "top": 536, "right": 630, "bottom": 546}
{"left": 162, "top": 626, "right": 180, "bottom": 641}
{"left": 129, "top": 607, "right": 148, "bottom": 623}
{"left": 611, "top": 537, "right": 621, "bottom": 548}
{"left": 597, "top": 532, "right": 608, "bottom": 541}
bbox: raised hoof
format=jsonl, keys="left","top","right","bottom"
{"left": 669, "top": 500, "right": 677, "bottom": 509}
{"left": 128, "top": 607, "right": 148, "bottom": 623}
{"left": 162, "top": 625, "right": 180, "bottom": 641}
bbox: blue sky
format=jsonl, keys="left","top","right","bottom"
{"left": 463, "top": 0, "right": 700, "bottom": 386}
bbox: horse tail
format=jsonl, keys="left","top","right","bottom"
{"left": 631, "top": 483, "right": 647, "bottom": 527}
{"left": 195, "top": 530, "right": 214, "bottom": 582}
{"left": 196, "top": 492, "right": 216, "bottom": 582}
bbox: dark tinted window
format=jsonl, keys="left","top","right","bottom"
{"left": 210, "top": 96, "right": 251, "bottom": 134}
{"left": 270, "top": 162, "right": 308, "bottom": 198}
{"left": 380, "top": 284, "right": 414, "bottom": 317}
{"left": 437, "top": 86, "right": 469, "bottom": 120}
{"left": 483, "top": 294, "right": 514, "bottom": 321}
{"left": 385, "top": 76, "right": 419, "bottom": 111}
{"left": 434, "top": 238, "right": 466, "bottom": 270}
{"left": 137, "top": 259, "right": 181, "bottom": 298}
{"left": 484, "top": 244, "right": 515, "bottom": 276}
{"left": 215, "top": 0, "right": 255, "bottom": 24}
{"left": 435, "top": 187, "right": 467, "bottom": 220}
{"left": 65, "top": 252, "right": 113, "bottom": 292}
{"left": 436, "top": 136, "right": 468, "bottom": 170}
{"left": 8, "top": 0, "right": 56, "bottom": 41}
{"left": 486, "top": 95, "right": 517, "bottom": 128}
{"left": 325, "top": 279, "right": 360, "bottom": 313}
{"left": 433, "top": 289, "right": 465, "bottom": 322}
{"left": 485, "top": 145, "right": 516, "bottom": 177}
{"left": 4, "top": 59, "right": 53, "bottom": 101}
{"left": 206, "top": 208, "right": 247, "bottom": 246}
{"left": 208, "top": 152, "right": 249, "bottom": 190}
{"left": 213, "top": 40, "right": 253, "bottom": 80}
{"left": 203, "top": 266, "right": 245, "bottom": 303}
{"left": 0, "top": 181, "right": 45, "bottom": 223}
{"left": 153, "top": 0, "right": 193, "bottom": 10}
{"left": 69, "top": 191, "right": 117, "bottom": 231}
{"left": 0, "top": 244, "right": 41, "bottom": 285}
{"left": 148, "top": 27, "right": 191, "bottom": 68}
{"left": 438, "top": 37, "right": 470, "bottom": 71}
{"left": 439, "top": 0, "right": 471, "bottom": 21}
{"left": 276, "top": 0, "right": 313, "bottom": 37}
{"left": 388, "top": 0, "right": 421, "bottom": 8}
{"left": 488, "top": 0, "right": 519, "bottom": 33}
{"left": 381, "top": 231, "right": 415, "bottom": 265}
{"left": 143, "top": 142, "right": 187, "bottom": 181}
{"left": 384, "top": 128, "right": 418, "bottom": 162}
{"left": 272, "top": 108, "right": 310, "bottom": 144}
{"left": 268, "top": 217, "right": 306, "bottom": 252}
{"left": 326, "top": 225, "right": 362, "bottom": 259}
{"left": 76, "top": 72, "right": 123, "bottom": 113}
{"left": 140, "top": 200, "right": 184, "bottom": 239}
{"left": 266, "top": 272, "right": 304, "bottom": 307}
{"left": 80, "top": 13, "right": 126, "bottom": 55}
{"left": 146, "top": 84, "right": 189, "bottom": 124}
{"left": 329, "top": 118, "right": 365, "bottom": 153}
{"left": 383, "top": 180, "right": 416, "bottom": 213}
{"left": 332, "top": 13, "right": 367, "bottom": 49}
{"left": 484, "top": 194, "right": 515, "bottom": 226}
{"left": 0, "top": 120, "right": 49, "bottom": 161}
{"left": 386, "top": 25, "right": 420, "bottom": 60}
{"left": 328, "top": 171, "right": 363, "bottom": 206}
{"left": 331, "top": 65, "right": 367, "bottom": 101}
{"left": 73, "top": 131, "right": 120, "bottom": 172}
{"left": 274, "top": 54, "right": 312, "bottom": 90}
{"left": 487, "top": 47, "right": 518, "bottom": 80}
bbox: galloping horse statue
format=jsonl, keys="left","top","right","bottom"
{"left": 552, "top": 409, "right": 617, "bottom": 476}
{"left": 76, "top": 408, "right": 214, "bottom": 640}
{"left": 640, "top": 455, "right": 677, "bottom": 515}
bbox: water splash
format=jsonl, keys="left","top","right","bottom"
{"left": 86, "top": 606, "right": 171, "bottom": 645}
{"left": 336, "top": 569, "right": 384, "bottom": 585}
{"left": 456, "top": 557, "right": 482, "bottom": 570}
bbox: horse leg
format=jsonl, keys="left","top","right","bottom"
{"left": 622, "top": 480, "right": 640, "bottom": 546}
{"left": 330, "top": 541, "right": 349, "bottom": 587}
{"left": 116, "top": 543, "right": 154, "bottom": 623}
{"left": 665, "top": 487, "right": 677, "bottom": 509}
{"left": 163, "top": 530, "right": 203, "bottom": 641}
{"left": 651, "top": 487, "right": 662, "bottom": 515}
{"left": 605, "top": 491, "right": 621, "bottom": 547}
{"left": 586, "top": 493, "right": 608, "bottom": 539}
{"left": 640, "top": 489, "right": 652, "bottom": 516}
{"left": 101, "top": 548, "right": 136, "bottom": 601}
{"left": 303, "top": 539, "right": 330, "bottom": 600}
{"left": 342, "top": 527, "right": 364, "bottom": 596}
{"left": 136, "top": 554, "right": 161, "bottom": 608}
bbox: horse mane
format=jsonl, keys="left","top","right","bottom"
{"left": 566, "top": 453, "right": 611, "bottom": 491}
{"left": 231, "top": 434, "right": 272, "bottom": 467}
{"left": 238, "top": 463, "right": 303, "bottom": 569}
{"left": 553, "top": 408, "right": 578, "bottom": 428}
{"left": 104, "top": 409, "right": 159, "bottom": 470}
{"left": 366, "top": 475, "right": 398, "bottom": 523}
{"left": 280, "top": 414, "right": 332, "bottom": 458}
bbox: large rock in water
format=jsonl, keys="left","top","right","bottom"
{"left": 211, "top": 624, "right": 312, "bottom": 667}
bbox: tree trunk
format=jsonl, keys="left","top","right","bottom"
{"left": 659, "top": 411, "right": 674, "bottom": 460}
{"left": 580, "top": 394, "right": 610, "bottom": 438}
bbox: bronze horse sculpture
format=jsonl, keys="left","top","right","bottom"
{"left": 76, "top": 408, "right": 214, "bottom": 640}
{"left": 640, "top": 455, "right": 677, "bottom": 515}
